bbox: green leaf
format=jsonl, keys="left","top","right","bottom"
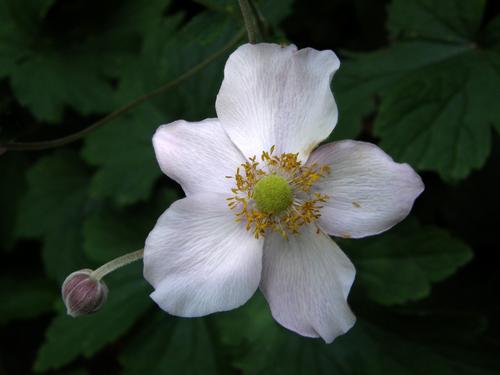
{"left": 9, "top": 54, "right": 117, "bottom": 123}
{"left": 0, "top": 274, "right": 57, "bottom": 325}
{"left": 219, "top": 295, "right": 498, "bottom": 375}
{"left": 119, "top": 314, "right": 219, "bottom": 375}
{"left": 341, "top": 219, "right": 473, "bottom": 305}
{"left": 374, "top": 48, "right": 499, "bottom": 181}
{"left": 0, "top": 152, "right": 28, "bottom": 251}
{"left": 83, "top": 189, "right": 180, "bottom": 263}
{"left": 0, "top": 0, "right": 171, "bottom": 122}
{"left": 195, "top": 0, "right": 293, "bottom": 26}
{"left": 83, "top": 10, "right": 240, "bottom": 207}
{"left": 34, "top": 264, "right": 152, "bottom": 372}
{"left": 16, "top": 151, "right": 90, "bottom": 281}
{"left": 334, "top": 0, "right": 500, "bottom": 180}
{"left": 134, "top": 10, "right": 239, "bottom": 119}
{"left": 81, "top": 105, "right": 165, "bottom": 207}
{"left": 387, "top": 0, "right": 484, "bottom": 42}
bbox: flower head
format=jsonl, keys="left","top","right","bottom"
{"left": 62, "top": 269, "right": 108, "bottom": 317}
{"left": 144, "top": 43, "right": 424, "bottom": 343}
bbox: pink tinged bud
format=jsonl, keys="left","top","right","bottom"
{"left": 61, "top": 269, "right": 108, "bottom": 317}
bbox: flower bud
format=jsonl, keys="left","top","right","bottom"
{"left": 61, "top": 269, "right": 108, "bottom": 317}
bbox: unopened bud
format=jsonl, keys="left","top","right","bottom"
{"left": 61, "top": 269, "right": 108, "bottom": 317}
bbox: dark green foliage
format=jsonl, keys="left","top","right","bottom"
{"left": 120, "top": 314, "right": 219, "bottom": 375}
{"left": 342, "top": 220, "right": 473, "bottom": 305}
{"left": 16, "top": 151, "right": 90, "bottom": 282}
{"left": 333, "top": 0, "right": 500, "bottom": 181}
{"left": 218, "top": 294, "right": 496, "bottom": 375}
{"left": 0, "top": 152, "right": 27, "bottom": 250}
{"left": 0, "top": 273, "right": 57, "bottom": 325}
{"left": 0, "top": 0, "right": 498, "bottom": 374}
{"left": 34, "top": 264, "right": 152, "bottom": 372}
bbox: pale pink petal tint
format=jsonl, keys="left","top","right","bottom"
{"left": 215, "top": 43, "right": 340, "bottom": 161}
{"left": 144, "top": 194, "right": 263, "bottom": 317}
{"left": 308, "top": 141, "right": 424, "bottom": 238}
{"left": 260, "top": 226, "right": 356, "bottom": 343}
{"left": 144, "top": 43, "right": 424, "bottom": 343}
{"left": 153, "top": 118, "right": 245, "bottom": 196}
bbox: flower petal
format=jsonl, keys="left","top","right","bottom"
{"left": 216, "top": 43, "right": 340, "bottom": 161}
{"left": 153, "top": 118, "right": 245, "bottom": 196}
{"left": 309, "top": 141, "right": 424, "bottom": 238}
{"left": 144, "top": 193, "right": 263, "bottom": 317}
{"left": 260, "top": 227, "right": 356, "bottom": 343}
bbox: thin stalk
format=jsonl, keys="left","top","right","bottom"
{"left": 248, "top": 0, "right": 269, "bottom": 41}
{"left": 90, "top": 249, "right": 144, "bottom": 281}
{"left": 239, "top": 0, "right": 257, "bottom": 43}
{"left": 1, "top": 29, "right": 245, "bottom": 151}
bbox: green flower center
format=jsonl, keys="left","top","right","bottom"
{"left": 252, "top": 175, "right": 293, "bottom": 214}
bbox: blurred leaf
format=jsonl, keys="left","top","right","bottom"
{"left": 195, "top": 0, "right": 293, "bottom": 26}
{"left": 387, "top": 0, "right": 484, "bottom": 41}
{"left": 82, "top": 10, "right": 241, "bottom": 207}
{"left": 333, "top": 0, "right": 500, "bottom": 180}
{"left": 34, "top": 264, "right": 151, "bottom": 372}
{"left": 0, "top": 152, "right": 28, "bottom": 251}
{"left": 119, "top": 10, "right": 239, "bottom": 118}
{"left": 219, "top": 294, "right": 498, "bottom": 375}
{"left": 82, "top": 105, "right": 164, "bottom": 207}
{"left": 83, "top": 188, "right": 180, "bottom": 263}
{"left": 0, "top": 0, "right": 171, "bottom": 122}
{"left": 258, "top": 0, "right": 294, "bottom": 26}
{"left": 56, "top": 369, "right": 89, "bottom": 375}
{"left": 120, "top": 314, "right": 218, "bottom": 375}
{"left": 0, "top": 274, "right": 57, "bottom": 325}
{"left": 341, "top": 219, "right": 473, "bottom": 305}
{"left": 16, "top": 151, "right": 90, "bottom": 281}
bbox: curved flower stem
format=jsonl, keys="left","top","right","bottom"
{"left": 248, "top": 0, "right": 269, "bottom": 41}
{"left": 1, "top": 29, "right": 245, "bottom": 152}
{"left": 90, "top": 249, "right": 144, "bottom": 281}
{"left": 239, "top": 0, "right": 257, "bottom": 43}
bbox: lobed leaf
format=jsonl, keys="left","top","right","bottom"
{"left": 16, "top": 151, "right": 90, "bottom": 281}
{"left": 333, "top": 0, "right": 500, "bottom": 180}
{"left": 34, "top": 264, "right": 152, "bottom": 372}
{"left": 342, "top": 219, "right": 473, "bottom": 305}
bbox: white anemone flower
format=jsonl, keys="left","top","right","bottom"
{"left": 144, "top": 43, "right": 424, "bottom": 343}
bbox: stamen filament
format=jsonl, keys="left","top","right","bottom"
{"left": 227, "top": 147, "right": 331, "bottom": 238}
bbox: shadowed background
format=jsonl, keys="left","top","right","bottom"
{"left": 0, "top": 0, "right": 499, "bottom": 374}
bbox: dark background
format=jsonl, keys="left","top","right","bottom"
{"left": 1, "top": 0, "right": 499, "bottom": 374}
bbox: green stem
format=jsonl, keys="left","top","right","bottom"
{"left": 1, "top": 29, "right": 245, "bottom": 151}
{"left": 248, "top": 0, "right": 269, "bottom": 41}
{"left": 239, "top": 0, "right": 257, "bottom": 43}
{"left": 90, "top": 249, "right": 144, "bottom": 281}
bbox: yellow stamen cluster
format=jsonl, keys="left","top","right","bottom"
{"left": 227, "top": 146, "right": 331, "bottom": 238}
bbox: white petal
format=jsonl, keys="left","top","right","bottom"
{"left": 153, "top": 118, "right": 245, "bottom": 196}
{"left": 144, "top": 194, "right": 263, "bottom": 317}
{"left": 309, "top": 141, "right": 424, "bottom": 239}
{"left": 260, "top": 226, "right": 356, "bottom": 343}
{"left": 216, "top": 43, "right": 340, "bottom": 161}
